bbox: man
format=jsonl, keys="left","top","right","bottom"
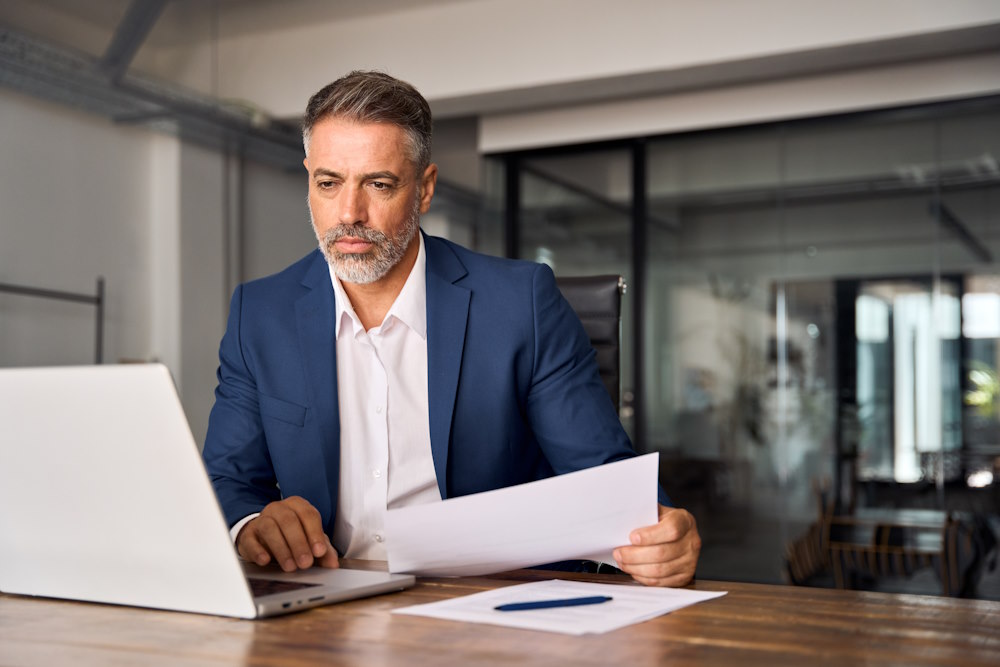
{"left": 203, "top": 71, "right": 700, "bottom": 587}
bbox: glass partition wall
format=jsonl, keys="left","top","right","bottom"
{"left": 515, "top": 149, "right": 637, "bottom": 436}
{"left": 487, "top": 97, "right": 1000, "bottom": 586}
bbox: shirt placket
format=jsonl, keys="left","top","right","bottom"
{"left": 365, "top": 329, "right": 390, "bottom": 556}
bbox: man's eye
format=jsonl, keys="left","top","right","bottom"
{"left": 371, "top": 181, "right": 390, "bottom": 190}
{"left": 317, "top": 181, "right": 334, "bottom": 189}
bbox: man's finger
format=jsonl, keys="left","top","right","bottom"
{"left": 254, "top": 516, "right": 299, "bottom": 572}
{"left": 617, "top": 546, "right": 696, "bottom": 572}
{"left": 629, "top": 507, "right": 693, "bottom": 546}
{"left": 237, "top": 498, "right": 334, "bottom": 571}
{"left": 614, "top": 542, "right": 686, "bottom": 567}
{"left": 236, "top": 524, "right": 271, "bottom": 566}
{"left": 260, "top": 499, "right": 318, "bottom": 569}
{"left": 285, "top": 497, "right": 329, "bottom": 559}
{"left": 616, "top": 548, "right": 698, "bottom": 586}
{"left": 317, "top": 535, "right": 340, "bottom": 569}
{"left": 613, "top": 505, "right": 701, "bottom": 587}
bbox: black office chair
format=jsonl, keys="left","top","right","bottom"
{"left": 555, "top": 275, "right": 626, "bottom": 413}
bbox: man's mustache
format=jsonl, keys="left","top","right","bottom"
{"left": 326, "top": 224, "right": 388, "bottom": 244}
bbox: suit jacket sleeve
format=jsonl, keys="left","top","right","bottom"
{"left": 202, "top": 285, "right": 282, "bottom": 528}
{"left": 523, "top": 263, "right": 673, "bottom": 507}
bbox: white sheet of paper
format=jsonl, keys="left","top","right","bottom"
{"left": 392, "top": 579, "right": 727, "bottom": 635}
{"left": 385, "top": 453, "right": 659, "bottom": 576}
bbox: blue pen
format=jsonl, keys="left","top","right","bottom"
{"left": 494, "top": 595, "right": 613, "bottom": 612}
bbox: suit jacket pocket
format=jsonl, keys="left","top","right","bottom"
{"left": 259, "top": 394, "right": 307, "bottom": 427}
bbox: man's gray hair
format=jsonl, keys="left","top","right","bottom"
{"left": 302, "top": 70, "right": 432, "bottom": 173}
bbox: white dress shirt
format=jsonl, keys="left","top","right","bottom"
{"left": 330, "top": 235, "right": 440, "bottom": 559}
{"left": 231, "top": 235, "right": 441, "bottom": 560}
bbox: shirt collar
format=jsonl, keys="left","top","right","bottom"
{"left": 329, "top": 233, "right": 427, "bottom": 339}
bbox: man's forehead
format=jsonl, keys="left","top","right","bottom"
{"left": 310, "top": 117, "right": 407, "bottom": 145}
{"left": 307, "top": 117, "right": 414, "bottom": 167}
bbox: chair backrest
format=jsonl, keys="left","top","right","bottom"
{"left": 555, "top": 275, "right": 626, "bottom": 411}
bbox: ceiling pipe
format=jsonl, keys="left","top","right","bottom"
{"left": 930, "top": 201, "right": 993, "bottom": 263}
{"left": 0, "top": 27, "right": 303, "bottom": 170}
{"left": 98, "top": 0, "right": 170, "bottom": 83}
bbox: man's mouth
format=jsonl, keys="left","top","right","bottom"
{"left": 334, "top": 237, "right": 374, "bottom": 254}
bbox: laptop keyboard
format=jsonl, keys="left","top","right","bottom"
{"left": 248, "top": 577, "right": 322, "bottom": 597}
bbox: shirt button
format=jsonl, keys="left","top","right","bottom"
{"left": 374, "top": 534, "right": 384, "bottom": 543}
{"left": 375, "top": 406, "right": 383, "bottom": 414}
{"left": 373, "top": 469, "right": 382, "bottom": 479}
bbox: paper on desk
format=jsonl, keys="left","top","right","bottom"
{"left": 392, "top": 579, "right": 727, "bottom": 635}
{"left": 384, "top": 453, "right": 659, "bottom": 577}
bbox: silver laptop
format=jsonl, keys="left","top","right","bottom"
{"left": 0, "top": 363, "right": 414, "bottom": 618}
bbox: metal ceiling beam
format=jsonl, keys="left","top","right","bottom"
{"left": 99, "top": 0, "right": 170, "bottom": 82}
{"left": 1, "top": 27, "right": 304, "bottom": 171}
{"left": 0, "top": 28, "right": 156, "bottom": 117}
{"left": 930, "top": 201, "right": 993, "bottom": 263}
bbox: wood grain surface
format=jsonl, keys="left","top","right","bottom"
{"left": 2, "top": 561, "right": 998, "bottom": 666}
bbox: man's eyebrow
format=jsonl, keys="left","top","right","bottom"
{"left": 362, "top": 171, "right": 401, "bottom": 183}
{"left": 309, "top": 168, "right": 402, "bottom": 183}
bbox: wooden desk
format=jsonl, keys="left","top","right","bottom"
{"left": 2, "top": 563, "right": 999, "bottom": 666}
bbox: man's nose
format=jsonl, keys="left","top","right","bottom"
{"left": 338, "top": 187, "right": 368, "bottom": 225}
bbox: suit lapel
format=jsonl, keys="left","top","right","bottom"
{"left": 424, "top": 234, "right": 469, "bottom": 499}
{"left": 295, "top": 252, "right": 340, "bottom": 527}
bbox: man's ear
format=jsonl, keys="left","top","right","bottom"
{"left": 418, "top": 164, "right": 438, "bottom": 214}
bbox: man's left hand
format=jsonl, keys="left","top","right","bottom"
{"left": 613, "top": 504, "right": 701, "bottom": 587}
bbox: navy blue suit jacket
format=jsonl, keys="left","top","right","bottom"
{"left": 203, "top": 233, "right": 669, "bottom": 536}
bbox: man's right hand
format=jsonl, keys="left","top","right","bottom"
{"left": 235, "top": 496, "right": 340, "bottom": 571}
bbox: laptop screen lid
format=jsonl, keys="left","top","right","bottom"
{"left": 0, "top": 364, "right": 413, "bottom": 618}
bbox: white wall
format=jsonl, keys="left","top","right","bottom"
{"left": 177, "top": 143, "right": 228, "bottom": 444}
{"left": 149, "top": 134, "right": 182, "bottom": 375}
{"left": 0, "top": 88, "right": 313, "bottom": 445}
{"left": 0, "top": 88, "right": 155, "bottom": 367}
{"left": 145, "top": 135, "right": 231, "bottom": 444}
{"left": 241, "top": 161, "right": 315, "bottom": 281}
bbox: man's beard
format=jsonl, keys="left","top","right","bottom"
{"left": 312, "top": 199, "right": 421, "bottom": 285}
